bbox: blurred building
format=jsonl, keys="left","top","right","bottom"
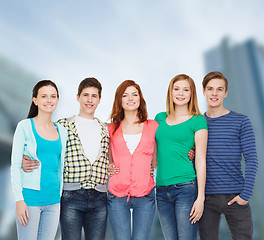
{"left": 0, "top": 56, "right": 37, "bottom": 240}
{"left": 204, "top": 38, "right": 264, "bottom": 239}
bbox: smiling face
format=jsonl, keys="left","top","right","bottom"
{"left": 203, "top": 78, "right": 228, "bottom": 108}
{"left": 121, "top": 86, "right": 140, "bottom": 112}
{"left": 33, "top": 85, "right": 59, "bottom": 114}
{"left": 77, "top": 87, "right": 100, "bottom": 118}
{"left": 172, "top": 80, "right": 191, "bottom": 107}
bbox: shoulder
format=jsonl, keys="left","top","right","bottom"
{"left": 56, "top": 116, "right": 74, "bottom": 127}
{"left": 16, "top": 118, "right": 31, "bottom": 129}
{"left": 154, "top": 112, "right": 167, "bottom": 122}
{"left": 145, "top": 119, "right": 159, "bottom": 131}
{"left": 146, "top": 119, "right": 159, "bottom": 126}
{"left": 193, "top": 114, "right": 207, "bottom": 123}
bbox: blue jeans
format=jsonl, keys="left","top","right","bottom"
{"left": 156, "top": 180, "right": 198, "bottom": 240}
{"left": 16, "top": 203, "right": 60, "bottom": 240}
{"left": 60, "top": 189, "right": 107, "bottom": 240}
{"left": 108, "top": 188, "right": 156, "bottom": 240}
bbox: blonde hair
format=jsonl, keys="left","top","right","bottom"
{"left": 166, "top": 74, "right": 201, "bottom": 116}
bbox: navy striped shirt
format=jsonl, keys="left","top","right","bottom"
{"left": 204, "top": 111, "right": 258, "bottom": 201}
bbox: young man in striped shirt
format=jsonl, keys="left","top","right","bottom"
{"left": 198, "top": 72, "right": 258, "bottom": 240}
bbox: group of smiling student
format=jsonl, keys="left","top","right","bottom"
{"left": 11, "top": 71, "right": 258, "bottom": 240}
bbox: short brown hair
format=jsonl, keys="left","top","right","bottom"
{"left": 167, "top": 74, "right": 201, "bottom": 116}
{"left": 110, "top": 80, "right": 148, "bottom": 134}
{"left": 78, "top": 77, "right": 102, "bottom": 98}
{"left": 202, "top": 72, "right": 228, "bottom": 91}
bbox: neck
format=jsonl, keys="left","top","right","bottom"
{"left": 78, "top": 111, "right": 94, "bottom": 120}
{"left": 123, "top": 110, "right": 139, "bottom": 124}
{"left": 206, "top": 105, "right": 229, "bottom": 118}
{"left": 34, "top": 112, "right": 53, "bottom": 126}
{"left": 171, "top": 105, "right": 189, "bottom": 118}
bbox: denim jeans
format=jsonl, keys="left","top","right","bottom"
{"left": 108, "top": 188, "right": 156, "bottom": 240}
{"left": 156, "top": 179, "right": 198, "bottom": 240}
{"left": 198, "top": 194, "right": 253, "bottom": 240}
{"left": 60, "top": 189, "right": 107, "bottom": 240}
{"left": 16, "top": 203, "right": 60, "bottom": 240}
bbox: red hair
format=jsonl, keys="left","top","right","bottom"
{"left": 110, "top": 80, "right": 148, "bottom": 134}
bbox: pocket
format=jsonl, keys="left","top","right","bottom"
{"left": 144, "top": 188, "right": 155, "bottom": 200}
{"left": 97, "top": 192, "right": 107, "bottom": 202}
{"left": 174, "top": 180, "right": 196, "bottom": 189}
{"left": 107, "top": 191, "right": 117, "bottom": 200}
{"left": 61, "top": 190, "right": 76, "bottom": 201}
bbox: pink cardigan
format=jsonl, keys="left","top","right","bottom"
{"left": 108, "top": 120, "right": 158, "bottom": 199}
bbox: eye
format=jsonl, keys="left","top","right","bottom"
{"left": 123, "top": 94, "right": 127, "bottom": 98}
{"left": 92, "top": 94, "right": 98, "bottom": 98}
{"left": 133, "top": 93, "right": 138, "bottom": 97}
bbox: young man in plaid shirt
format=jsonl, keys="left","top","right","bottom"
{"left": 22, "top": 78, "right": 109, "bottom": 240}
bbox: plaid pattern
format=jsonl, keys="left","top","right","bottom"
{"left": 57, "top": 116, "right": 109, "bottom": 189}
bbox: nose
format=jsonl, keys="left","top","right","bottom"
{"left": 87, "top": 95, "right": 92, "bottom": 102}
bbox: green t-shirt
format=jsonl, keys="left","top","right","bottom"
{"left": 155, "top": 112, "right": 208, "bottom": 186}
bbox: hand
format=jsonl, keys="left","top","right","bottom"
{"left": 189, "top": 196, "right": 204, "bottom": 224}
{"left": 150, "top": 165, "right": 155, "bottom": 177}
{"left": 16, "top": 200, "right": 30, "bottom": 226}
{"left": 108, "top": 163, "right": 119, "bottom": 177}
{"left": 22, "top": 155, "right": 39, "bottom": 172}
{"left": 188, "top": 149, "right": 195, "bottom": 161}
{"left": 228, "top": 195, "right": 248, "bottom": 206}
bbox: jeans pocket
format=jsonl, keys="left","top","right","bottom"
{"left": 144, "top": 188, "right": 155, "bottom": 200}
{"left": 61, "top": 190, "right": 76, "bottom": 202}
{"left": 107, "top": 191, "right": 117, "bottom": 200}
{"left": 174, "top": 180, "right": 196, "bottom": 189}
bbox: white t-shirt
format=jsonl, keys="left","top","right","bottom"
{"left": 75, "top": 116, "right": 101, "bottom": 165}
{"left": 123, "top": 133, "right": 142, "bottom": 155}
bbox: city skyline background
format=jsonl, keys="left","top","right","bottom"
{"left": 0, "top": 1, "right": 264, "bottom": 239}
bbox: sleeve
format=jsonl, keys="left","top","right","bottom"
{"left": 239, "top": 116, "right": 258, "bottom": 201}
{"left": 10, "top": 122, "right": 26, "bottom": 201}
{"left": 154, "top": 112, "right": 165, "bottom": 123}
{"left": 193, "top": 115, "right": 208, "bottom": 132}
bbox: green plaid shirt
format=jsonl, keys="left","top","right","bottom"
{"left": 57, "top": 116, "right": 109, "bottom": 189}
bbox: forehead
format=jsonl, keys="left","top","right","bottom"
{"left": 173, "top": 80, "right": 190, "bottom": 87}
{"left": 206, "top": 78, "right": 226, "bottom": 88}
{"left": 80, "top": 87, "right": 99, "bottom": 95}
{"left": 38, "top": 85, "right": 57, "bottom": 94}
{"left": 124, "top": 86, "right": 138, "bottom": 93}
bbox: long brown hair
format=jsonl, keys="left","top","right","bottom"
{"left": 110, "top": 80, "right": 148, "bottom": 134}
{"left": 166, "top": 74, "right": 201, "bottom": 116}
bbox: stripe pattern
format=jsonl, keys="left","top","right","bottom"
{"left": 204, "top": 111, "right": 258, "bottom": 201}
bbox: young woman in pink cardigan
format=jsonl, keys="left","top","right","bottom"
{"left": 107, "top": 80, "right": 158, "bottom": 240}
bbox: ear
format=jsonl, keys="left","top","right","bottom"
{"left": 203, "top": 88, "right": 205, "bottom": 96}
{"left": 224, "top": 90, "right": 228, "bottom": 98}
{"left": 32, "top": 97, "right": 37, "bottom": 106}
{"left": 76, "top": 94, "right": 80, "bottom": 102}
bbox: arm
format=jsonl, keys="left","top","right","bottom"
{"left": 10, "top": 122, "right": 30, "bottom": 225}
{"left": 151, "top": 141, "right": 157, "bottom": 169}
{"left": 108, "top": 145, "right": 119, "bottom": 176}
{"left": 189, "top": 129, "right": 208, "bottom": 223}
{"left": 228, "top": 117, "right": 258, "bottom": 205}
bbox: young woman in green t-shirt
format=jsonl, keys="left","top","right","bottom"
{"left": 154, "top": 74, "right": 208, "bottom": 240}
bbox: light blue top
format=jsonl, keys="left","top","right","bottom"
{"left": 11, "top": 118, "right": 68, "bottom": 202}
{"left": 22, "top": 118, "right": 62, "bottom": 206}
